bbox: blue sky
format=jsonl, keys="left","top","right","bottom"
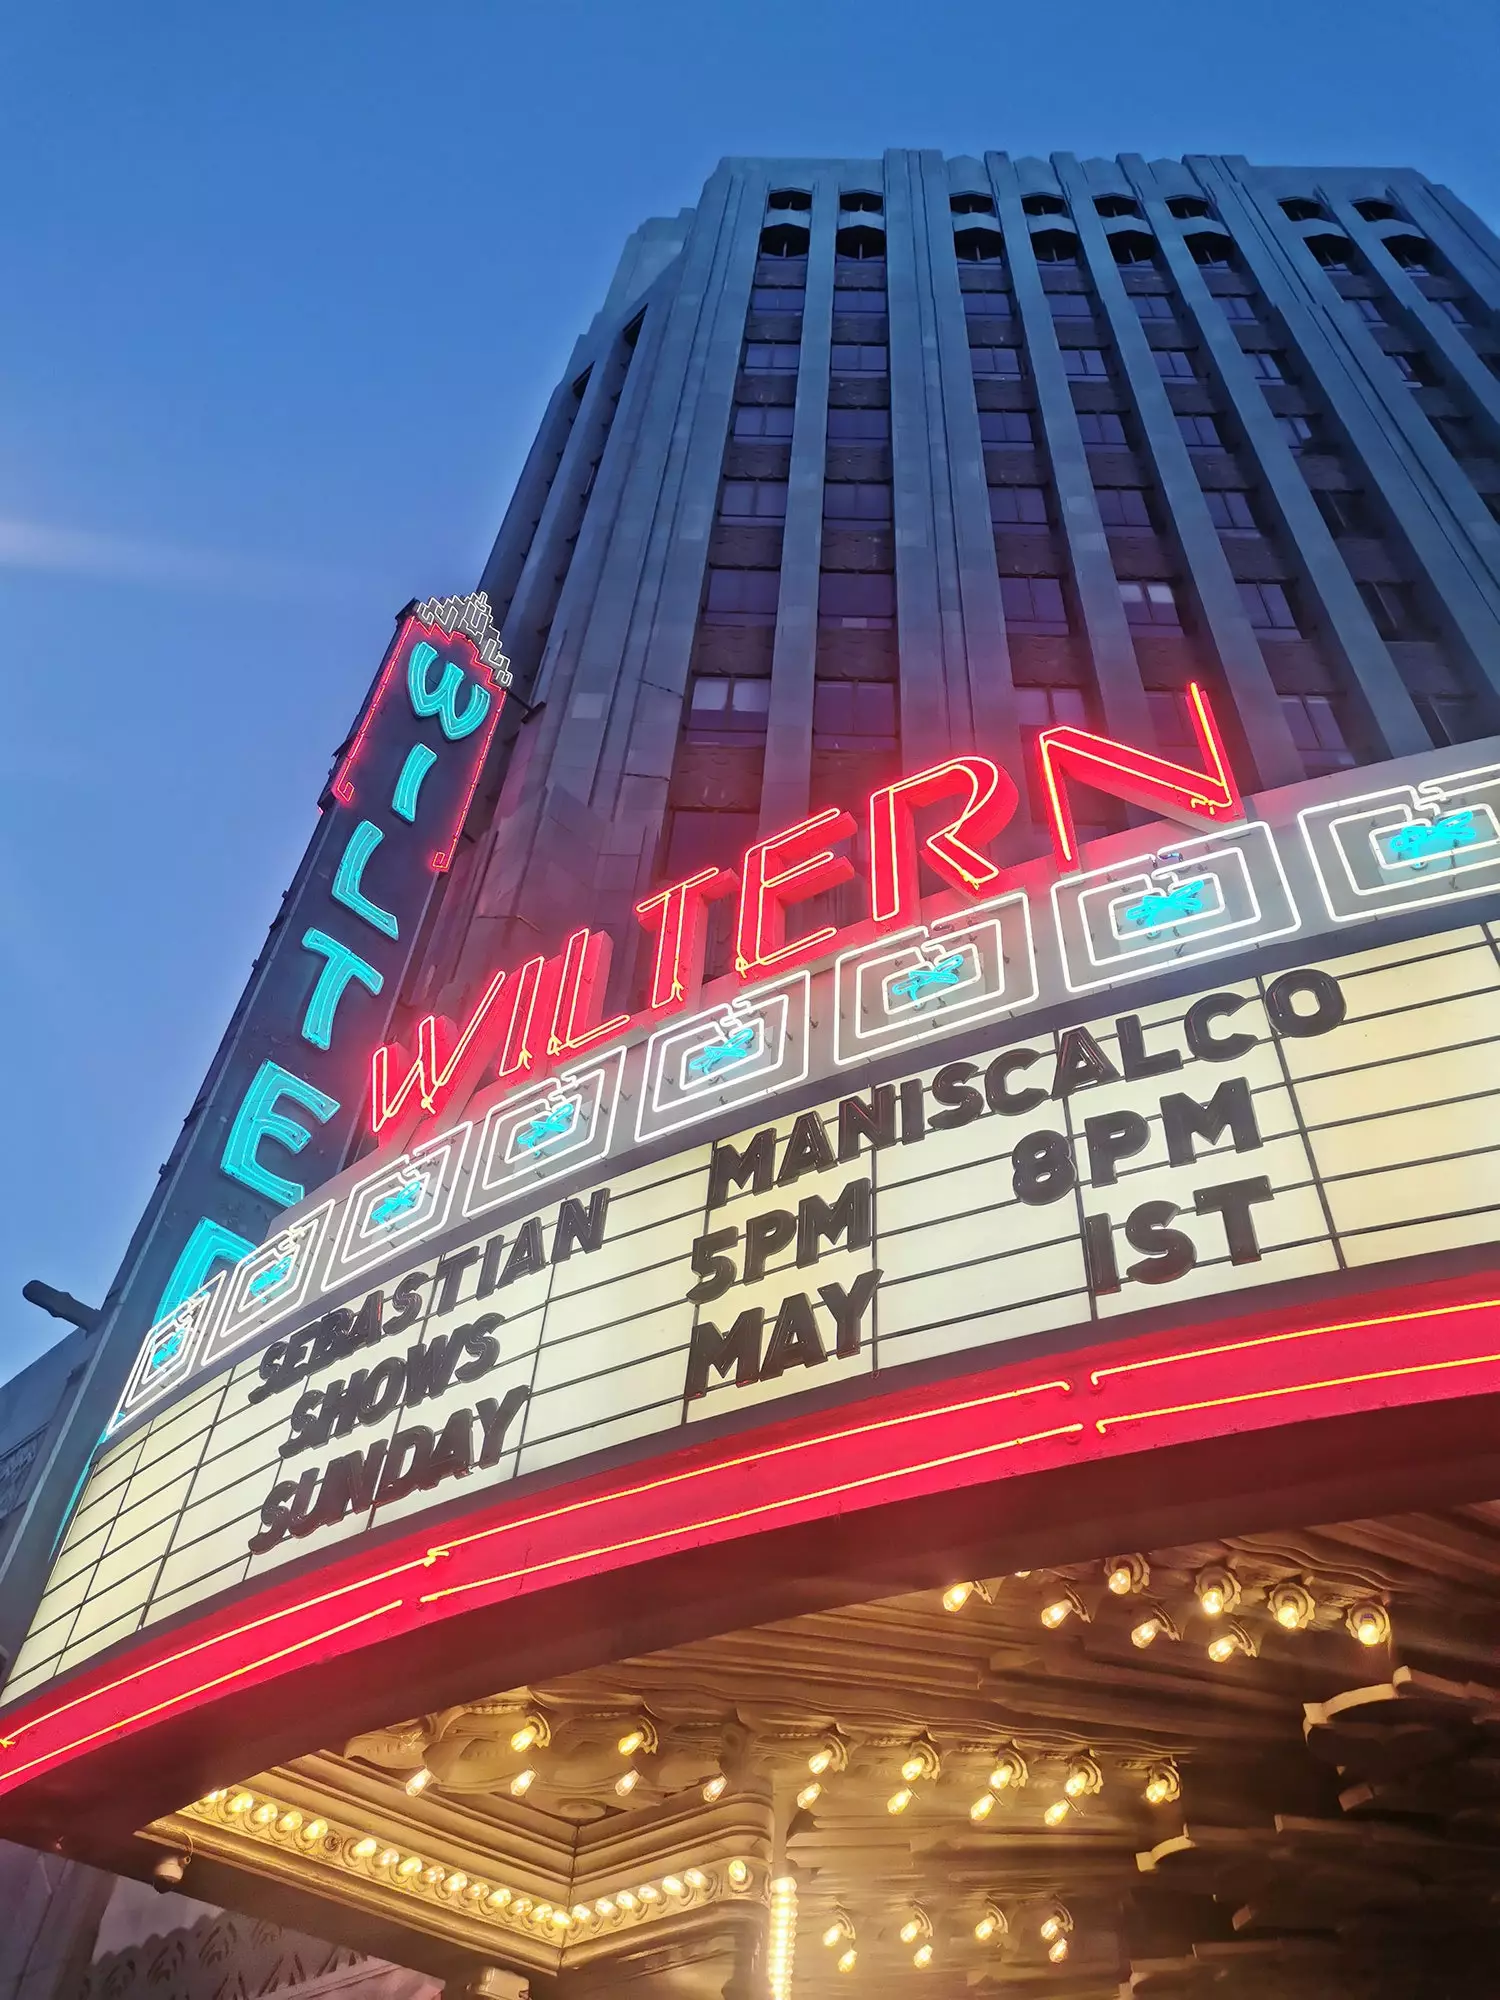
{"left": 3, "top": 0, "right": 1497, "bottom": 1379}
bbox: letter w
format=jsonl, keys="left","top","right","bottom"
{"left": 369, "top": 955, "right": 548, "bottom": 1137}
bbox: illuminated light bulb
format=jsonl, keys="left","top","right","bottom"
{"left": 510, "top": 1897, "right": 532, "bottom": 1918}
{"left": 617, "top": 1890, "right": 638, "bottom": 1909}
{"left": 976, "top": 1916, "right": 998, "bottom": 1941}
{"left": 796, "top": 1782, "right": 822, "bottom": 1810}
{"left": 685, "top": 1869, "right": 709, "bottom": 1890}
{"left": 901, "top": 1755, "right": 926, "bottom": 1782}
{"left": 405, "top": 1768, "right": 431, "bottom": 1797}
{"left": 1040, "top": 1596, "right": 1076, "bottom": 1629}
{"left": 837, "top": 1949, "right": 857, "bottom": 1973}
{"left": 1206, "top": 1622, "right": 1255, "bottom": 1664}
{"left": 913, "top": 1944, "right": 934, "bottom": 1968}
{"left": 352, "top": 1837, "right": 378, "bottom": 1859}
{"left": 1044, "top": 1799, "right": 1071, "bottom": 1825}
{"left": 943, "top": 1581, "right": 976, "bottom": 1612}
{"left": 1107, "top": 1565, "right": 1133, "bottom": 1596}
{"left": 423, "top": 1865, "right": 444, "bottom": 1884}
{"left": 397, "top": 1856, "right": 422, "bottom": 1878}
{"left": 1064, "top": 1768, "right": 1087, "bottom": 1797}
{"left": 990, "top": 1750, "right": 1028, "bottom": 1790}
{"left": 302, "top": 1819, "right": 327, "bottom": 1843}
{"left": 663, "top": 1875, "right": 686, "bottom": 1898}
{"left": 1131, "top": 1616, "right": 1162, "bottom": 1648}
{"left": 1064, "top": 1754, "right": 1102, "bottom": 1799}
{"left": 1347, "top": 1601, "right": 1391, "bottom": 1647}
{"left": 485, "top": 1887, "right": 511, "bottom": 1908}
{"left": 228, "top": 1794, "right": 253, "bottom": 1815}
{"left": 1143, "top": 1761, "right": 1181, "bottom": 1805}
{"left": 277, "top": 1810, "right": 302, "bottom": 1833}
{"left": 1040, "top": 1912, "right": 1070, "bottom": 1943}
{"left": 510, "top": 1768, "right": 536, "bottom": 1797}
{"left": 823, "top": 1925, "right": 845, "bottom": 1949}
{"left": 533, "top": 1904, "right": 552, "bottom": 1926}
{"left": 887, "top": 1787, "right": 913, "bottom": 1815}
{"left": 595, "top": 1897, "right": 615, "bottom": 1917}
{"left": 1049, "top": 1936, "right": 1070, "bottom": 1962}
{"left": 970, "top": 1792, "right": 996, "bottom": 1822}
{"left": 702, "top": 1775, "right": 727, "bottom": 1802}
{"left": 768, "top": 1876, "right": 797, "bottom": 2000}
{"left": 377, "top": 1848, "right": 399, "bottom": 1868}
{"left": 976, "top": 1905, "right": 1008, "bottom": 1942}
{"left": 1207, "top": 1634, "right": 1236, "bottom": 1662}
{"left": 618, "top": 1728, "right": 646, "bottom": 1756}
{"left": 808, "top": 1748, "right": 833, "bottom": 1775}
{"left": 899, "top": 1918, "right": 925, "bottom": 1944}
{"left": 1195, "top": 1566, "right": 1240, "bottom": 1619}
{"left": 726, "top": 1861, "right": 749, "bottom": 1888}
{"left": 551, "top": 1910, "right": 569, "bottom": 1930}
{"left": 1106, "top": 1554, "right": 1148, "bottom": 1596}
{"left": 638, "top": 1884, "right": 661, "bottom": 1903}
{"left": 252, "top": 1804, "right": 276, "bottom": 1825}
{"left": 510, "top": 1724, "right": 538, "bottom": 1751}
{"left": 615, "top": 1770, "right": 640, "bottom": 1797}
{"left": 445, "top": 1873, "right": 468, "bottom": 1894}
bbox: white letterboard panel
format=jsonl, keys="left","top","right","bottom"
{"left": 10, "top": 923, "right": 1500, "bottom": 1702}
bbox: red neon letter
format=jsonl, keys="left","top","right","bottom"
{"left": 735, "top": 808, "right": 856, "bottom": 978}
{"left": 547, "top": 928, "right": 633, "bottom": 1058}
{"left": 368, "top": 953, "right": 548, "bottom": 1137}
{"left": 868, "top": 755, "right": 1018, "bottom": 928}
{"left": 1036, "top": 681, "right": 1242, "bottom": 872}
{"left": 635, "top": 866, "right": 738, "bottom": 1012}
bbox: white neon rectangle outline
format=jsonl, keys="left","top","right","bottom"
{"left": 1052, "top": 821, "right": 1299, "bottom": 993}
{"left": 1298, "top": 762, "right": 1500, "bottom": 920}
{"left": 323, "top": 1121, "right": 473, "bottom": 1285}
{"left": 464, "top": 1048, "right": 625, "bottom": 1221}
{"left": 1105, "top": 871, "right": 1225, "bottom": 943}
{"left": 831, "top": 893, "right": 1038, "bottom": 1067}
{"left": 199, "top": 1198, "right": 337, "bottom": 1368}
{"left": 635, "top": 974, "right": 811, "bottom": 1143}
{"left": 112, "top": 1271, "right": 227, "bottom": 1430}
{"left": 1371, "top": 802, "right": 1500, "bottom": 876}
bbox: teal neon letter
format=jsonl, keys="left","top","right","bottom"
{"left": 392, "top": 742, "right": 439, "bottom": 822}
{"left": 408, "top": 640, "right": 491, "bottom": 740}
{"left": 300, "top": 928, "right": 383, "bottom": 1050}
{"left": 221, "top": 1061, "right": 340, "bottom": 1207}
{"left": 155, "top": 1217, "right": 256, "bottom": 1320}
{"left": 332, "top": 820, "right": 399, "bottom": 939}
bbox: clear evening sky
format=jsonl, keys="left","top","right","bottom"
{"left": 3, "top": 0, "right": 1497, "bottom": 1378}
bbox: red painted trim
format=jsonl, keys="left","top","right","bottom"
{"left": 3, "top": 1267, "right": 1499, "bottom": 1816}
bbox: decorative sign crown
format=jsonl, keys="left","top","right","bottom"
{"left": 411, "top": 590, "right": 513, "bottom": 686}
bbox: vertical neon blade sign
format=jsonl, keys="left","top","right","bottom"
{"left": 1035, "top": 681, "right": 1242, "bottom": 871}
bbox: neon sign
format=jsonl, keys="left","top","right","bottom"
{"left": 371, "top": 685, "right": 1247, "bottom": 1136}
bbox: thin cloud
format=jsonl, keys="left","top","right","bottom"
{"left": 0, "top": 516, "right": 367, "bottom": 599}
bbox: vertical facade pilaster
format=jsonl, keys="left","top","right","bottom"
{"left": 1054, "top": 152, "right": 1304, "bottom": 787}
{"left": 987, "top": 151, "right": 1152, "bottom": 744}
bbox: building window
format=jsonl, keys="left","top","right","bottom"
{"left": 1386, "top": 235, "right": 1435, "bottom": 271}
{"left": 1032, "top": 229, "right": 1079, "bottom": 263}
{"left": 752, "top": 286, "right": 806, "bottom": 313}
{"left": 952, "top": 192, "right": 997, "bottom": 216}
{"left": 1281, "top": 198, "right": 1327, "bottom": 223}
{"left": 812, "top": 679, "right": 898, "bottom": 747}
{"left": 704, "top": 568, "right": 781, "bottom": 625}
{"left": 1062, "top": 348, "right": 1109, "bottom": 378}
{"left": 1095, "top": 486, "right": 1151, "bottom": 527}
{"left": 836, "top": 225, "right": 886, "bottom": 259}
{"left": 1078, "top": 411, "right": 1129, "bottom": 446}
{"left": 1177, "top": 414, "right": 1222, "bottom": 448}
{"left": 1023, "top": 193, "right": 1068, "bottom": 216}
{"left": 720, "top": 480, "right": 789, "bottom": 520}
{"left": 989, "top": 485, "right": 1048, "bottom": 525}
{"left": 1434, "top": 297, "right": 1471, "bottom": 325}
{"left": 1186, "top": 233, "right": 1235, "bottom": 268}
{"left": 1390, "top": 351, "right": 1438, "bottom": 387}
{"left": 1051, "top": 293, "right": 1094, "bottom": 319}
{"left": 1154, "top": 349, "right": 1196, "bottom": 379}
{"left": 1277, "top": 414, "right": 1316, "bottom": 450}
{"left": 1204, "top": 489, "right": 1257, "bottom": 530}
{"left": 832, "top": 289, "right": 886, "bottom": 321}
{"left": 1017, "top": 686, "right": 1091, "bottom": 795}
{"left": 1353, "top": 297, "right": 1386, "bottom": 324}
{"left": 1281, "top": 694, "right": 1354, "bottom": 771}
{"left": 964, "top": 290, "right": 1013, "bottom": 315}
{"left": 841, "top": 191, "right": 884, "bottom": 214}
{"left": 973, "top": 346, "right": 1024, "bottom": 376}
{"left": 1146, "top": 688, "right": 1208, "bottom": 747}
{"left": 733, "top": 404, "right": 795, "bottom": 440}
{"left": 686, "top": 677, "right": 772, "bottom": 740}
{"left": 955, "top": 227, "right": 1006, "bottom": 262}
{"left": 1119, "top": 580, "right": 1182, "bottom": 629}
{"left": 1000, "top": 576, "right": 1069, "bottom": 633}
{"left": 1245, "top": 351, "right": 1286, "bottom": 381}
{"left": 1237, "top": 581, "right": 1299, "bottom": 633}
{"left": 826, "top": 406, "right": 891, "bottom": 441}
{"left": 819, "top": 571, "right": 896, "bottom": 628}
{"left": 831, "top": 342, "right": 889, "bottom": 373}
{"left": 979, "top": 410, "right": 1035, "bottom": 445}
{"left": 1315, "top": 489, "right": 1371, "bottom": 536}
{"left": 1096, "top": 195, "right": 1142, "bottom": 219}
{"left": 743, "top": 341, "right": 800, "bottom": 373}
{"left": 1354, "top": 197, "right": 1399, "bottom": 222}
{"left": 1134, "top": 294, "right": 1176, "bottom": 320}
{"left": 768, "top": 188, "right": 812, "bottom": 212}
{"left": 824, "top": 481, "right": 893, "bottom": 522}
{"left": 1358, "top": 581, "right": 1427, "bottom": 638}
{"left": 1111, "top": 231, "right": 1157, "bottom": 266}
{"left": 761, "top": 222, "right": 810, "bottom": 258}
{"left": 1307, "top": 235, "right": 1356, "bottom": 272}
{"left": 1167, "top": 196, "right": 1215, "bottom": 219}
{"left": 1217, "top": 294, "right": 1257, "bottom": 322}
{"left": 1415, "top": 694, "right": 1473, "bottom": 745}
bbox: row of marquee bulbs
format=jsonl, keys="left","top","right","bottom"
{"left": 406, "top": 1718, "right": 664, "bottom": 1803}
{"left": 793, "top": 1729, "right": 1181, "bottom": 1823}
{"left": 821, "top": 1900, "right": 1076, "bottom": 1973}
{"left": 943, "top": 1562, "right": 1393, "bottom": 1658}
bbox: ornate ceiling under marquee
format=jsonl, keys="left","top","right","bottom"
{"left": 146, "top": 1503, "right": 1500, "bottom": 1999}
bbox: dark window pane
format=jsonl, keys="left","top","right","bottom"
{"left": 825, "top": 406, "right": 891, "bottom": 441}
{"left": 1062, "top": 348, "right": 1109, "bottom": 377}
{"left": 752, "top": 288, "right": 806, "bottom": 313}
{"left": 1000, "top": 576, "right": 1068, "bottom": 633}
{"left": 1095, "top": 487, "right": 1151, "bottom": 527}
{"left": 972, "top": 346, "right": 1024, "bottom": 376}
{"left": 744, "top": 342, "right": 800, "bottom": 372}
{"left": 818, "top": 570, "right": 896, "bottom": 626}
{"left": 978, "top": 410, "right": 1035, "bottom": 444}
{"left": 1077, "top": 412, "right": 1128, "bottom": 445}
{"left": 704, "top": 568, "right": 781, "bottom": 623}
{"left": 990, "top": 485, "right": 1048, "bottom": 524}
{"left": 825, "top": 481, "right": 894, "bottom": 521}
{"left": 733, "top": 404, "right": 795, "bottom": 439}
